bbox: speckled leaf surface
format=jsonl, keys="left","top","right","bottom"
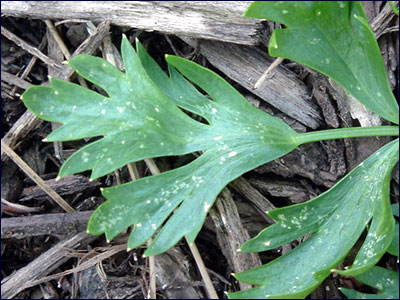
{"left": 22, "top": 37, "right": 299, "bottom": 255}
{"left": 228, "top": 138, "right": 398, "bottom": 299}
{"left": 245, "top": 1, "right": 399, "bottom": 124}
{"left": 340, "top": 266, "right": 399, "bottom": 299}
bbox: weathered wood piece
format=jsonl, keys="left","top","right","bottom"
{"left": 156, "top": 248, "right": 205, "bottom": 299}
{"left": 1, "top": 21, "right": 110, "bottom": 161}
{"left": 1, "top": 111, "right": 42, "bottom": 161}
{"left": 1, "top": 197, "right": 42, "bottom": 214}
{"left": 25, "top": 244, "right": 126, "bottom": 289}
{"left": 1, "top": 211, "right": 93, "bottom": 239}
{"left": 246, "top": 95, "right": 307, "bottom": 133}
{"left": 254, "top": 140, "right": 346, "bottom": 188}
{"left": 19, "top": 175, "right": 101, "bottom": 202}
{"left": 1, "top": 232, "right": 97, "bottom": 299}
{"left": 180, "top": 37, "right": 323, "bottom": 129}
{"left": 308, "top": 71, "right": 340, "bottom": 128}
{"left": 370, "top": 1, "right": 399, "bottom": 39}
{"left": 1, "top": 25, "right": 62, "bottom": 70}
{"left": 209, "top": 189, "right": 261, "bottom": 290}
{"left": 1, "top": 1, "right": 263, "bottom": 45}
{"left": 1, "top": 70, "right": 32, "bottom": 90}
{"left": 2, "top": 140, "right": 75, "bottom": 212}
{"left": 47, "top": 21, "right": 67, "bottom": 163}
{"left": 248, "top": 178, "right": 312, "bottom": 204}
{"left": 229, "top": 177, "right": 276, "bottom": 223}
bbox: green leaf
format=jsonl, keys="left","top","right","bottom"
{"left": 387, "top": 203, "right": 399, "bottom": 257}
{"left": 340, "top": 266, "right": 399, "bottom": 299}
{"left": 22, "top": 36, "right": 299, "bottom": 255}
{"left": 391, "top": 203, "right": 399, "bottom": 217}
{"left": 389, "top": 1, "right": 399, "bottom": 16}
{"left": 228, "top": 139, "right": 399, "bottom": 299}
{"left": 245, "top": 1, "right": 399, "bottom": 124}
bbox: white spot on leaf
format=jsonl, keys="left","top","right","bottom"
{"left": 192, "top": 175, "right": 204, "bottom": 187}
{"left": 204, "top": 202, "right": 211, "bottom": 212}
{"left": 228, "top": 151, "right": 238, "bottom": 158}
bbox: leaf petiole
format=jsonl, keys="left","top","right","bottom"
{"left": 297, "top": 126, "right": 399, "bottom": 145}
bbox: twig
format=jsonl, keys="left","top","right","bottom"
{"left": 1, "top": 70, "right": 32, "bottom": 90}
{"left": 1, "top": 232, "right": 97, "bottom": 299}
{"left": 26, "top": 244, "right": 126, "bottom": 287}
{"left": 1, "top": 110, "right": 42, "bottom": 162}
{"left": 1, "top": 26, "right": 62, "bottom": 70}
{"left": 187, "top": 242, "right": 219, "bottom": 299}
{"left": 253, "top": 57, "right": 284, "bottom": 89}
{"left": 208, "top": 189, "right": 261, "bottom": 291}
{"left": 127, "top": 163, "right": 140, "bottom": 180}
{"left": 165, "top": 35, "right": 182, "bottom": 56}
{"left": 54, "top": 19, "right": 92, "bottom": 26}
{"left": 147, "top": 244, "right": 157, "bottom": 299}
{"left": 2, "top": 211, "right": 92, "bottom": 239}
{"left": 371, "top": 1, "right": 399, "bottom": 39}
{"left": 1, "top": 140, "right": 75, "bottom": 213}
{"left": 44, "top": 19, "right": 88, "bottom": 88}
{"left": 10, "top": 35, "right": 47, "bottom": 97}
{"left": 229, "top": 177, "right": 275, "bottom": 223}
{"left": 1, "top": 197, "right": 42, "bottom": 215}
{"left": 102, "top": 33, "right": 117, "bottom": 67}
{"left": 45, "top": 20, "right": 71, "bottom": 59}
